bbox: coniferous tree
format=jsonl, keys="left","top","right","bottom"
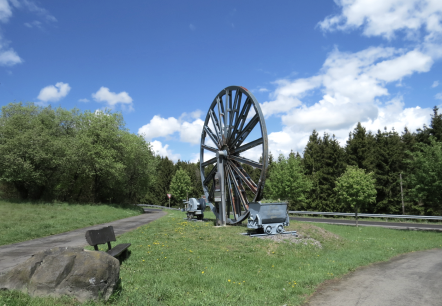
{"left": 416, "top": 106, "right": 442, "bottom": 144}
{"left": 373, "top": 128, "right": 404, "bottom": 214}
{"left": 303, "top": 131, "right": 346, "bottom": 211}
{"left": 303, "top": 130, "right": 322, "bottom": 210}
{"left": 346, "top": 123, "right": 376, "bottom": 173}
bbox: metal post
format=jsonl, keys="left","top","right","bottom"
{"left": 217, "top": 150, "right": 227, "bottom": 226}
{"left": 169, "top": 197, "right": 170, "bottom": 208}
{"left": 400, "top": 173, "right": 405, "bottom": 215}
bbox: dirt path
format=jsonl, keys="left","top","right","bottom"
{"left": 304, "top": 248, "right": 442, "bottom": 306}
{"left": 0, "top": 209, "right": 166, "bottom": 275}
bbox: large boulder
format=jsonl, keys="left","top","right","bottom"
{"left": 0, "top": 246, "right": 120, "bottom": 302}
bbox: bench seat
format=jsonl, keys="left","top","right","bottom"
{"left": 85, "top": 226, "right": 131, "bottom": 259}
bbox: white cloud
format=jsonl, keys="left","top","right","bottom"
{"left": 138, "top": 115, "right": 181, "bottom": 140}
{"left": 138, "top": 114, "right": 203, "bottom": 145}
{"left": 258, "top": 87, "right": 269, "bottom": 92}
{"left": 0, "top": 0, "right": 56, "bottom": 67}
{"left": 367, "top": 50, "right": 433, "bottom": 82}
{"left": 91, "top": 87, "right": 134, "bottom": 111}
{"left": 318, "top": 0, "right": 442, "bottom": 41}
{"left": 19, "top": 0, "right": 57, "bottom": 22}
{"left": 78, "top": 98, "right": 89, "bottom": 102}
{"left": 37, "top": 82, "right": 71, "bottom": 102}
{"left": 24, "top": 20, "right": 42, "bottom": 28}
{"left": 0, "top": 0, "right": 12, "bottom": 23}
{"left": 151, "top": 140, "right": 181, "bottom": 162}
{"left": 260, "top": 43, "right": 435, "bottom": 157}
{"left": 436, "top": 92, "right": 442, "bottom": 100}
{"left": 432, "top": 80, "right": 439, "bottom": 87}
{"left": 180, "top": 119, "right": 204, "bottom": 144}
{"left": 0, "top": 46, "right": 22, "bottom": 66}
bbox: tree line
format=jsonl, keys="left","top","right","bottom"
{"left": 0, "top": 103, "right": 157, "bottom": 203}
{"left": 265, "top": 106, "right": 442, "bottom": 216}
{"left": 1, "top": 102, "right": 441, "bottom": 216}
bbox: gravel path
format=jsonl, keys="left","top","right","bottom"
{"left": 0, "top": 209, "right": 166, "bottom": 275}
{"left": 304, "top": 248, "right": 442, "bottom": 306}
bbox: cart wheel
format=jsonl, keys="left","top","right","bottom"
{"left": 197, "top": 213, "right": 204, "bottom": 221}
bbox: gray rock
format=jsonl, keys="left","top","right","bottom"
{"left": 0, "top": 246, "right": 120, "bottom": 302}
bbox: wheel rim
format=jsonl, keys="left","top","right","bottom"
{"left": 200, "top": 86, "right": 268, "bottom": 224}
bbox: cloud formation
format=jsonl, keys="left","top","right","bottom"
{"left": 318, "top": 0, "right": 442, "bottom": 41}
{"left": 256, "top": 44, "right": 435, "bottom": 158}
{"left": 37, "top": 82, "right": 71, "bottom": 102}
{"left": 92, "top": 87, "right": 134, "bottom": 111}
{"left": 138, "top": 114, "right": 204, "bottom": 145}
{"left": 151, "top": 140, "right": 181, "bottom": 162}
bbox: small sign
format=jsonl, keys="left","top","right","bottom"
{"left": 167, "top": 194, "right": 171, "bottom": 199}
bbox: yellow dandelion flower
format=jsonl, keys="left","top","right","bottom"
{"left": 202, "top": 271, "right": 204, "bottom": 274}
{"left": 228, "top": 280, "right": 231, "bottom": 282}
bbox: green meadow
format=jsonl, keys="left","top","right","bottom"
{"left": 0, "top": 200, "right": 143, "bottom": 246}
{"left": 1, "top": 208, "right": 441, "bottom": 305}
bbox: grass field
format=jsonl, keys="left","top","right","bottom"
{"left": 0, "top": 200, "right": 143, "bottom": 246}
{"left": 1, "top": 209, "right": 441, "bottom": 305}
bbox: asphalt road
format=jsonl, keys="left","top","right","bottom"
{"left": 304, "top": 248, "right": 442, "bottom": 306}
{"left": 0, "top": 209, "right": 165, "bottom": 275}
{"left": 290, "top": 217, "right": 442, "bottom": 231}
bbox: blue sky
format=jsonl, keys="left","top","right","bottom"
{"left": 1, "top": 0, "right": 441, "bottom": 162}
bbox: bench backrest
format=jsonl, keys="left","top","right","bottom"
{"left": 85, "top": 226, "right": 116, "bottom": 246}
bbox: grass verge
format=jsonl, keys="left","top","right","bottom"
{"left": 1, "top": 209, "right": 441, "bottom": 305}
{"left": 290, "top": 213, "right": 442, "bottom": 224}
{"left": 0, "top": 200, "right": 143, "bottom": 246}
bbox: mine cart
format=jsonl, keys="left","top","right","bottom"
{"left": 183, "top": 198, "right": 206, "bottom": 220}
{"left": 247, "top": 202, "right": 295, "bottom": 236}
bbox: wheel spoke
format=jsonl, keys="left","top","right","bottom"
{"left": 226, "top": 169, "right": 238, "bottom": 219}
{"left": 228, "top": 90, "right": 240, "bottom": 140}
{"left": 228, "top": 160, "right": 257, "bottom": 194}
{"left": 230, "top": 155, "right": 263, "bottom": 169}
{"left": 202, "top": 157, "right": 217, "bottom": 168}
{"left": 232, "top": 113, "right": 259, "bottom": 148}
{"left": 216, "top": 97, "right": 226, "bottom": 145}
{"left": 209, "top": 109, "right": 222, "bottom": 140}
{"left": 202, "top": 144, "right": 217, "bottom": 153}
{"left": 209, "top": 181, "right": 215, "bottom": 201}
{"left": 224, "top": 89, "right": 229, "bottom": 142}
{"left": 231, "top": 137, "right": 263, "bottom": 155}
{"left": 228, "top": 97, "right": 251, "bottom": 145}
{"left": 226, "top": 164, "right": 249, "bottom": 211}
{"left": 203, "top": 126, "right": 220, "bottom": 149}
{"left": 203, "top": 164, "right": 217, "bottom": 185}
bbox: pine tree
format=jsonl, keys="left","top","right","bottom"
{"left": 346, "top": 123, "right": 376, "bottom": 173}
{"left": 303, "top": 130, "right": 322, "bottom": 210}
{"left": 373, "top": 128, "right": 404, "bottom": 214}
{"left": 415, "top": 106, "right": 442, "bottom": 144}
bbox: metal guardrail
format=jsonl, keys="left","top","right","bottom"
{"left": 136, "top": 204, "right": 180, "bottom": 211}
{"left": 289, "top": 211, "right": 442, "bottom": 221}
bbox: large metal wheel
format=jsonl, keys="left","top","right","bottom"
{"left": 200, "top": 86, "right": 268, "bottom": 224}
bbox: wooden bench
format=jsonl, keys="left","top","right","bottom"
{"left": 85, "top": 226, "right": 131, "bottom": 258}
